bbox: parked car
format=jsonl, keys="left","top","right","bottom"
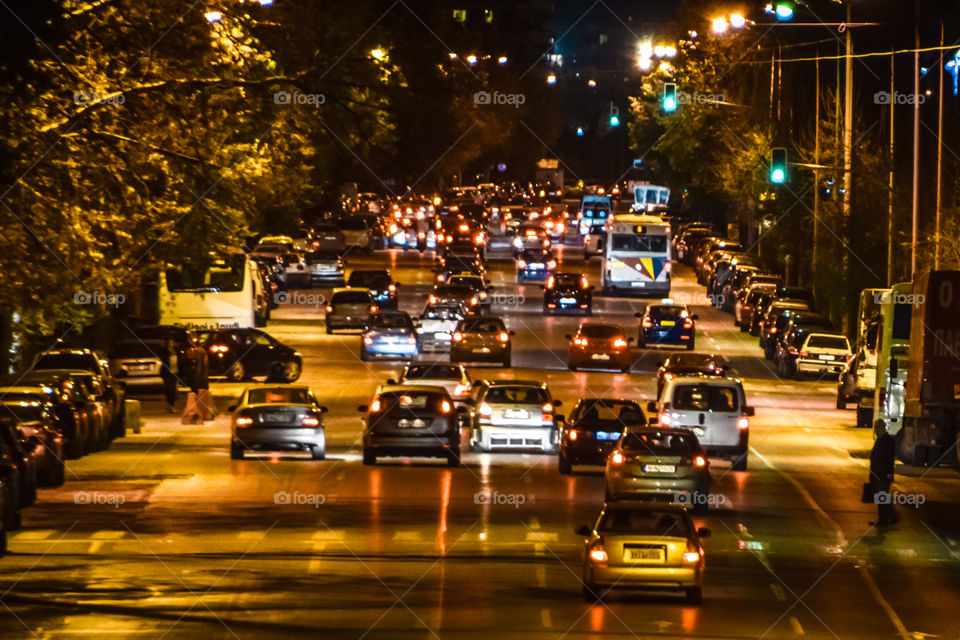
{"left": 789, "top": 332, "right": 852, "bottom": 380}
{"left": 469, "top": 380, "right": 560, "bottom": 453}
{"left": 650, "top": 377, "right": 753, "bottom": 470}
{"left": 543, "top": 272, "right": 592, "bottom": 315}
{"left": 576, "top": 502, "right": 710, "bottom": 604}
{"left": 361, "top": 312, "right": 418, "bottom": 361}
{"left": 0, "top": 427, "right": 26, "bottom": 530}
{"left": 557, "top": 399, "right": 646, "bottom": 474}
{"left": 13, "top": 370, "right": 108, "bottom": 453}
{"left": 109, "top": 340, "right": 168, "bottom": 391}
{"left": 450, "top": 316, "right": 514, "bottom": 367}
{"left": 567, "top": 323, "right": 633, "bottom": 373}
{"left": 656, "top": 353, "right": 729, "bottom": 398}
{"left": 636, "top": 301, "right": 697, "bottom": 350}
{"left": 359, "top": 386, "right": 461, "bottom": 466}
{"left": 0, "top": 401, "right": 65, "bottom": 486}
{"left": 759, "top": 301, "right": 812, "bottom": 359}
{"left": 325, "top": 288, "right": 377, "bottom": 334}
{"left": 0, "top": 419, "right": 39, "bottom": 510}
{"left": 197, "top": 328, "right": 302, "bottom": 382}
{"left": 229, "top": 385, "right": 328, "bottom": 460}
{"left": 33, "top": 347, "right": 125, "bottom": 439}
{"left": 0, "top": 383, "right": 86, "bottom": 459}
{"left": 837, "top": 355, "right": 858, "bottom": 409}
{"left": 773, "top": 313, "right": 836, "bottom": 375}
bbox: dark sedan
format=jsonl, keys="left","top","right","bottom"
{"left": 450, "top": 316, "right": 514, "bottom": 367}
{"left": 229, "top": 385, "right": 328, "bottom": 460}
{"left": 347, "top": 269, "right": 399, "bottom": 309}
{"left": 543, "top": 272, "right": 593, "bottom": 315}
{"left": 359, "top": 386, "right": 461, "bottom": 467}
{"left": 0, "top": 401, "right": 65, "bottom": 486}
{"left": 656, "top": 353, "right": 730, "bottom": 398}
{"left": 557, "top": 399, "right": 646, "bottom": 474}
{"left": 567, "top": 324, "right": 633, "bottom": 373}
{"left": 517, "top": 249, "right": 556, "bottom": 283}
{"left": 198, "top": 328, "right": 302, "bottom": 382}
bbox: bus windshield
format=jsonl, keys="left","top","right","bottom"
{"left": 165, "top": 255, "right": 246, "bottom": 293}
{"left": 611, "top": 234, "right": 667, "bottom": 253}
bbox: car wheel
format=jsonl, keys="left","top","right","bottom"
{"left": 6, "top": 508, "right": 21, "bottom": 531}
{"left": 836, "top": 390, "right": 847, "bottom": 410}
{"left": 312, "top": 445, "right": 326, "bottom": 461}
{"left": 502, "top": 357, "right": 511, "bottom": 368}
{"left": 360, "top": 348, "right": 369, "bottom": 362}
{"left": 731, "top": 453, "right": 748, "bottom": 471}
{"left": 228, "top": 362, "right": 245, "bottom": 382}
{"left": 687, "top": 340, "right": 696, "bottom": 351}
{"left": 230, "top": 443, "right": 244, "bottom": 460}
{"left": 582, "top": 583, "right": 602, "bottom": 602}
{"left": 325, "top": 324, "right": 333, "bottom": 335}
{"left": 620, "top": 364, "right": 630, "bottom": 374}
{"left": 362, "top": 450, "right": 376, "bottom": 465}
{"left": 568, "top": 362, "right": 577, "bottom": 372}
{"left": 558, "top": 454, "right": 572, "bottom": 475}
{"left": 685, "top": 587, "right": 703, "bottom": 605}
{"left": 447, "top": 452, "right": 461, "bottom": 467}
{"left": 280, "top": 360, "right": 301, "bottom": 382}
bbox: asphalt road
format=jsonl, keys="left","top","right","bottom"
{"left": 3, "top": 243, "right": 960, "bottom": 640}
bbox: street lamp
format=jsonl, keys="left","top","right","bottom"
{"left": 546, "top": 73, "right": 557, "bottom": 85}
{"left": 204, "top": 10, "right": 223, "bottom": 23}
{"left": 370, "top": 48, "right": 385, "bottom": 60}
{"left": 712, "top": 17, "right": 729, "bottom": 34}
{"left": 497, "top": 56, "right": 508, "bottom": 65}
{"left": 637, "top": 57, "right": 652, "bottom": 70}
{"left": 729, "top": 13, "right": 746, "bottom": 29}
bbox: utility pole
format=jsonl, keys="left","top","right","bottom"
{"left": 935, "top": 21, "right": 944, "bottom": 269}
{"left": 813, "top": 55, "right": 820, "bottom": 282}
{"left": 841, "top": 2, "right": 854, "bottom": 253}
{"left": 888, "top": 52, "right": 895, "bottom": 286}
{"left": 911, "top": 11, "right": 920, "bottom": 277}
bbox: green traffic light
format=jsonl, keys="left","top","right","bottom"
{"left": 770, "top": 147, "right": 787, "bottom": 183}
{"left": 609, "top": 115, "right": 620, "bottom": 127}
{"left": 663, "top": 83, "right": 677, "bottom": 113}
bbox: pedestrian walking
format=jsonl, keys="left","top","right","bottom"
{"left": 159, "top": 339, "right": 179, "bottom": 413}
{"left": 866, "top": 420, "right": 898, "bottom": 526}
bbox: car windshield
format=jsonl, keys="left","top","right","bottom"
{"left": 521, "top": 251, "right": 551, "bottom": 261}
{"left": 165, "top": 255, "right": 246, "bottom": 293}
{"left": 371, "top": 314, "right": 412, "bottom": 329}
{"left": 282, "top": 254, "right": 300, "bottom": 264}
{"left": 648, "top": 306, "right": 686, "bottom": 320}
{"left": 574, "top": 401, "right": 644, "bottom": 427}
{"left": 349, "top": 272, "right": 390, "bottom": 288}
{"left": 580, "top": 325, "right": 621, "bottom": 339}
{"left": 404, "top": 365, "right": 461, "bottom": 380}
{"left": 332, "top": 291, "right": 371, "bottom": 304}
{"left": 109, "top": 342, "right": 166, "bottom": 359}
{"left": 672, "top": 384, "right": 740, "bottom": 412}
{"left": 485, "top": 386, "right": 548, "bottom": 404}
{"left": 306, "top": 251, "right": 340, "bottom": 263}
{"left": 256, "top": 244, "right": 287, "bottom": 254}
{"left": 448, "top": 276, "right": 481, "bottom": 288}
{"left": 807, "top": 335, "right": 849, "bottom": 350}
{"left": 34, "top": 353, "right": 96, "bottom": 371}
{"left": 460, "top": 318, "right": 504, "bottom": 332}
{"left": 422, "top": 305, "right": 463, "bottom": 320}
{"left": 0, "top": 404, "right": 44, "bottom": 422}
{"left": 338, "top": 218, "right": 367, "bottom": 230}
{"left": 246, "top": 388, "right": 311, "bottom": 405}
{"left": 621, "top": 431, "right": 699, "bottom": 454}
{"left": 611, "top": 234, "right": 667, "bottom": 253}
{"left": 666, "top": 353, "right": 718, "bottom": 369}
{"left": 598, "top": 509, "right": 691, "bottom": 536}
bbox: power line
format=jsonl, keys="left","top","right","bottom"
{"left": 742, "top": 42, "right": 960, "bottom": 65}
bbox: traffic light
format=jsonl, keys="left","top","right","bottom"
{"left": 663, "top": 83, "right": 677, "bottom": 113}
{"left": 609, "top": 105, "right": 620, "bottom": 127}
{"left": 770, "top": 147, "right": 787, "bottom": 184}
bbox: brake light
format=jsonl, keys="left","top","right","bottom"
{"left": 475, "top": 233, "right": 484, "bottom": 244}
{"left": 642, "top": 317, "right": 652, "bottom": 329}
{"left": 302, "top": 415, "right": 320, "bottom": 427}
{"left": 663, "top": 372, "right": 673, "bottom": 380}
{"left": 436, "top": 275, "right": 444, "bottom": 283}
{"left": 738, "top": 417, "right": 749, "bottom": 430}
{"left": 363, "top": 336, "right": 373, "bottom": 345}
{"left": 546, "top": 276, "right": 555, "bottom": 288}
{"left": 325, "top": 305, "right": 333, "bottom": 313}
{"left": 470, "top": 296, "right": 479, "bottom": 306}
{"left": 682, "top": 542, "right": 702, "bottom": 564}
{"left": 611, "top": 451, "right": 624, "bottom": 465}
{"left": 542, "top": 403, "right": 553, "bottom": 414}
{"left": 799, "top": 351, "right": 809, "bottom": 358}
{"left": 589, "top": 542, "right": 608, "bottom": 563}
{"left": 496, "top": 331, "right": 509, "bottom": 343}
{"left": 453, "top": 331, "right": 463, "bottom": 342}
{"left": 665, "top": 262, "right": 672, "bottom": 273}
{"left": 388, "top": 284, "right": 397, "bottom": 292}
{"left": 407, "top": 336, "right": 417, "bottom": 344}
{"left": 209, "top": 344, "right": 229, "bottom": 353}
{"left": 557, "top": 222, "right": 565, "bottom": 233}
{"left": 370, "top": 399, "right": 381, "bottom": 412}
{"left": 479, "top": 291, "right": 488, "bottom": 301}
{"left": 581, "top": 277, "right": 589, "bottom": 288}
{"left": 517, "top": 259, "right": 527, "bottom": 269}
{"left": 428, "top": 294, "right": 438, "bottom": 304}
{"left": 479, "top": 402, "right": 493, "bottom": 417}
{"left": 389, "top": 224, "right": 397, "bottom": 233}
{"left": 613, "top": 338, "right": 628, "bottom": 348}
{"left": 694, "top": 455, "right": 706, "bottom": 467}
{"left": 770, "top": 327, "right": 777, "bottom": 334}
{"left": 370, "top": 305, "right": 378, "bottom": 313}
{"left": 547, "top": 259, "right": 557, "bottom": 269}
{"left": 574, "top": 337, "right": 587, "bottom": 346}
{"left": 446, "top": 235, "right": 453, "bottom": 243}
{"left": 454, "top": 384, "right": 470, "bottom": 396}
{"left": 661, "top": 413, "right": 672, "bottom": 426}
{"left": 543, "top": 240, "right": 551, "bottom": 248}
{"left": 235, "top": 416, "right": 253, "bottom": 426}
{"left": 683, "top": 317, "right": 694, "bottom": 329}
{"left": 568, "top": 429, "right": 579, "bottom": 441}
{"left": 441, "top": 400, "right": 452, "bottom": 414}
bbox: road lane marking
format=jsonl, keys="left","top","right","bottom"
{"left": 525, "top": 531, "right": 558, "bottom": 542}
{"left": 536, "top": 565, "right": 547, "bottom": 588}
{"left": 312, "top": 530, "right": 344, "bottom": 541}
{"left": 391, "top": 531, "right": 422, "bottom": 542}
{"left": 11, "top": 530, "right": 55, "bottom": 541}
{"left": 789, "top": 616, "right": 804, "bottom": 636}
{"left": 857, "top": 565, "right": 910, "bottom": 640}
{"left": 770, "top": 583, "right": 787, "bottom": 602}
{"left": 540, "top": 608, "right": 552, "bottom": 628}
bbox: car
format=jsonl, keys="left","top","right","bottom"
{"left": 388, "top": 363, "right": 472, "bottom": 404}
{"left": 229, "top": 385, "right": 328, "bottom": 460}
{"left": 309, "top": 224, "right": 347, "bottom": 253}
{"left": 774, "top": 313, "right": 836, "bottom": 375}
{"left": 0, "top": 383, "right": 88, "bottom": 459}
{"left": 512, "top": 221, "right": 551, "bottom": 254}
{"left": 735, "top": 282, "right": 779, "bottom": 331}
{"left": 0, "top": 423, "right": 29, "bottom": 530}
{"left": 450, "top": 316, "right": 514, "bottom": 367}
{"left": 33, "top": 347, "right": 126, "bottom": 439}
{"left": 337, "top": 216, "right": 373, "bottom": 253}
{"left": 650, "top": 377, "right": 753, "bottom": 470}
{"left": 361, "top": 312, "right": 418, "bottom": 361}
{"left": 636, "top": 300, "right": 697, "bottom": 350}
{"left": 281, "top": 252, "right": 310, "bottom": 288}
{"left": 429, "top": 284, "right": 481, "bottom": 316}
{"left": 790, "top": 332, "right": 852, "bottom": 380}
{"left": 48, "top": 370, "right": 112, "bottom": 450}
{"left": 557, "top": 399, "right": 646, "bottom": 474}
{"left": 759, "top": 300, "right": 811, "bottom": 359}
{"left": 415, "top": 302, "right": 467, "bottom": 353}
{"left": 325, "top": 288, "right": 377, "bottom": 334}
{"left": 306, "top": 250, "right": 346, "bottom": 287}
{"left": 577, "top": 502, "right": 710, "bottom": 604}
{"left": 437, "top": 251, "right": 485, "bottom": 279}
{"left": 347, "top": 269, "right": 399, "bottom": 309}
{"left": 543, "top": 272, "right": 592, "bottom": 315}
{"left": 359, "top": 386, "right": 461, "bottom": 467}
{"left": 566, "top": 323, "right": 633, "bottom": 373}
{"left": 603, "top": 427, "right": 711, "bottom": 508}
{"left": 197, "top": 328, "right": 302, "bottom": 382}
{"left": 0, "top": 419, "right": 39, "bottom": 510}
{"left": 108, "top": 340, "right": 168, "bottom": 391}
{"left": 0, "top": 402, "right": 65, "bottom": 487}
{"left": 582, "top": 225, "right": 606, "bottom": 259}
{"left": 469, "top": 380, "right": 560, "bottom": 453}
{"left": 444, "top": 273, "right": 493, "bottom": 313}
{"left": 656, "top": 352, "right": 729, "bottom": 398}
{"left": 516, "top": 249, "right": 556, "bottom": 283}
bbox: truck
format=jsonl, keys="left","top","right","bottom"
{"left": 891, "top": 270, "right": 960, "bottom": 468}
{"left": 534, "top": 159, "right": 564, "bottom": 197}
{"left": 871, "top": 283, "right": 912, "bottom": 436}
{"left": 851, "top": 288, "right": 886, "bottom": 428}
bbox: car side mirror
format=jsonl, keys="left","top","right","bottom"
{"left": 634, "top": 312, "right": 644, "bottom": 318}
{"left": 647, "top": 401, "right": 657, "bottom": 412}
{"left": 357, "top": 404, "right": 368, "bottom": 412}
{"left": 509, "top": 330, "right": 516, "bottom": 336}
{"left": 386, "top": 378, "right": 397, "bottom": 386}
{"left": 565, "top": 334, "right": 572, "bottom": 341}
{"left": 553, "top": 399, "right": 562, "bottom": 407}
{"left": 744, "top": 406, "right": 755, "bottom": 417}
{"left": 319, "top": 406, "right": 329, "bottom": 413}
{"left": 697, "top": 527, "right": 711, "bottom": 538}
{"left": 227, "top": 405, "right": 237, "bottom": 412}
{"left": 692, "top": 314, "right": 699, "bottom": 320}
{"left": 575, "top": 525, "right": 591, "bottom": 536}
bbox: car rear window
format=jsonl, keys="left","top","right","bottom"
{"left": 109, "top": 342, "right": 166, "bottom": 359}
{"left": 306, "top": 251, "right": 340, "bottom": 263}
{"left": 459, "top": 318, "right": 505, "bottom": 332}
{"left": 379, "top": 392, "right": 443, "bottom": 411}
{"left": 447, "top": 276, "right": 481, "bottom": 288}
{"left": 247, "top": 388, "right": 311, "bottom": 405}
{"left": 648, "top": 306, "right": 686, "bottom": 320}
{"left": 349, "top": 272, "right": 390, "bottom": 288}
{"left": 575, "top": 401, "right": 644, "bottom": 427}
{"left": 404, "top": 365, "right": 460, "bottom": 380}
{"left": 332, "top": 291, "right": 372, "bottom": 304}
{"left": 580, "top": 325, "right": 622, "bottom": 339}
{"left": 666, "top": 353, "right": 719, "bottom": 369}
{"left": 371, "top": 314, "right": 412, "bottom": 329}
{"left": 621, "top": 431, "right": 699, "bottom": 455}
{"left": 34, "top": 353, "right": 97, "bottom": 371}
{"left": 553, "top": 273, "right": 582, "bottom": 287}
{"left": 598, "top": 509, "right": 691, "bottom": 535}
{"left": 422, "top": 305, "right": 463, "bottom": 320}
{"left": 338, "top": 218, "right": 368, "bottom": 230}
{"left": 485, "top": 386, "right": 548, "bottom": 404}
{"left": 806, "top": 335, "right": 849, "bottom": 350}
{"left": 672, "top": 384, "right": 740, "bottom": 412}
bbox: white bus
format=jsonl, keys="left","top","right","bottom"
{"left": 601, "top": 214, "right": 671, "bottom": 297}
{"left": 630, "top": 183, "right": 670, "bottom": 214}
{"left": 159, "top": 253, "right": 268, "bottom": 329}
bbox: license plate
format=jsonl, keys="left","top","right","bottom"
{"left": 630, "top": 282, "right": 645, "bottom": 287}
{"left": 529, "top": 263, "right": 544, "bottom": 269}
{"left": 643, "top": 464, "right": 676, "bottom": 473}
{"left": 504, "top": 409, "right": 529, "bottom": 419}
{"left": 261, "top": 412, "right": 292, "bottom": 422}
{"left": 474, "top": 347, "right": 491, "bottom": 353}
{"left": 625, "top": 548, "right": 664, "bottom": 562}
{"left": 591, "top": 353, "right": 610, "bottom": 360}
{"left": 595, "top": 431, "right": 620, "bottom": 441}
{"left": 397, "top": 419, "right": 427, "bottom": 428}
{"left": 560, "top": 297, "right": 576, "bottom": 304}
{"left": 127, "top": 364, "right": 151, "bottom": 372}
{"left": 436, "top": 332, "right": 451, "bottom": 340}
{"left": 660, "top": 320, "right": 676, "bottom": 327}
{"left": 819, "top": 354, "right": 834, "bottom": 360}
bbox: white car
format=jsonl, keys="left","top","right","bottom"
{"left": 470, "top": 380, "right": 561, "bottom": 453}
{"left": 649, "top": 377, "right": 753, "bottom": 470}
{"left": 388, "top": 363, "right": 472, "bottom": 403}
{"left": 795, "top": 332, "right": 851, "bottom": 379}
{"left": 583, "top": 227, "right": 605, "bottom": 259}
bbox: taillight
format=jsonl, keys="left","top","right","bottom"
{"left": 446, "top": 235, "right": 453, "bottom": 243}
{"left": 428, "top": 294, "right": 438, "bottom": 304}
{"left": 568, "top": 429, "right": 579, "bottom": 441}
{"left": 479, "top": 291, "right": 488, "bottom": 301}
{"left": 663, "top": 372, "right": 673, "bottom": 380}
{"left": 453, "top": 331, "right": 463, "bottom": 342}
{"left": 407, "top": 336, "right": 417, "bottom": 344}
{"left": 325, "top": 305, "right": 333, "bottom": 313}
{"left": 370, "top": 399, "right": 381, "bottom": 412}
{"left": 388, "top": 283, "right": 397, "bottom": 292}
{"left": 694, "top": 455, "right": 706, "bottom": 467}
{"left": 770, "top": 327, "right": 777, "bottom": 334}
{"left": 369, "top": 305, "right": 378, "bottom": 313}
{"left": 683, "top": 317, "right": 694, "bottom": 329}
{"left": 498, "top": 331, "right": 509, "bottom": 343}
{"left": 454, "top": 384, "right": 470, "bottom": 396}
{"left": 363, "top": 336, "right": 373, "bottom": 345}
{"left": 799, "top": 351, "right": 809, "bottom": 358}
{"left": 546, "top": 276, "right": 555, "bottom": 289}
{"left": 682, "top": 540, "right": 702, "bottom": 564}
{"left": 589, "top": 542, "right": 608, "bottom": 563}
{"left": 517, "top": 259, "right": 527, "bottom": 269}
{"left": 459, "top": 224, "right": 469, "bottom": 232}
{"left": 302, "top": 415, "right": 320, "bottom": 427}
{"left": 479, "top": 402, "right": 493, "bottom": 417}
{"left": 470, "top": 296, "right": 479, "bottom": 306}
{"left": 418, "top": 231, "right": 425, "bottom": 239}
{"left": 738, "top": 416, "right": 749, "bottom": 430}
{"left": 574, "top": 337, "right": 587, "bottom": 346}
{"left": 611, "top": 451, "right": 624, "bottom": 465}
{"left": 440, "top": 400, "right": 452, "bottom": 413}
{"left": 661, "top": 413, "right": 672, "bottom": 426}
{"left": 557, "top": 222, "right": 565, "bottom": 233}
{"left": 581, "top": 277, "right": 589, "bottom": 288}
{"left": 642, "top": 317, "right": 652, "bottom": 328}
{"left": 547, "top": 259, "right": 557, "bottom": 269}
{"left": 613, "top": 338, "right": 628, "bottom": 348}
{"left": 235, "top": 416, "right": 253, "bottom": 426}
{"left": 542, "top": 403, "right": 553, "bottom": 414}
{"left": 209, "top": 344, "right": 229, "bottom": 353}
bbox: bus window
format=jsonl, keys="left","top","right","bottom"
{"left": 611, "top": 234, "right": 667, "bottom": 253}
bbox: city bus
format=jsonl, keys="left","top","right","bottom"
{"left": 601, "top": 214, "right": 671, "bottom": 297}
{"left": 630, "top": 183, "right": 670, "bottom": 214}
{"left": 158, "top": 252, "right": 268, "bottom": 329}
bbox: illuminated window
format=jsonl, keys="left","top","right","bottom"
{"left": 452, "top": 9, "right": 466, "bottom": 22}
{"left": 599, "top": 33, "right": 608, "bottom": 45}
{"left": 484, "top": 9, "right": 493, "bottom": 23}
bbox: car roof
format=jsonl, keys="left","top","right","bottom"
{"left": 483, "top": 380, "right": 546, "bottom": 388}
{"left": 332, "top": 287, "right": 370, "bottom": 294}
{"left": 665, "top": 376, "right": 743, "bottom": 388}
{"left": 379, "top": 384, "right": 451, "bottom": 395}
{"left": 601, "top": 501, "right": 689, "bottom": 515}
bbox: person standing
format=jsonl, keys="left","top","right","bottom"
{"left": 868, "top": 420, "right": 898, "bottom": 526}
{"left": 159, "top": 339, "right": 178, "bottom": 414}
